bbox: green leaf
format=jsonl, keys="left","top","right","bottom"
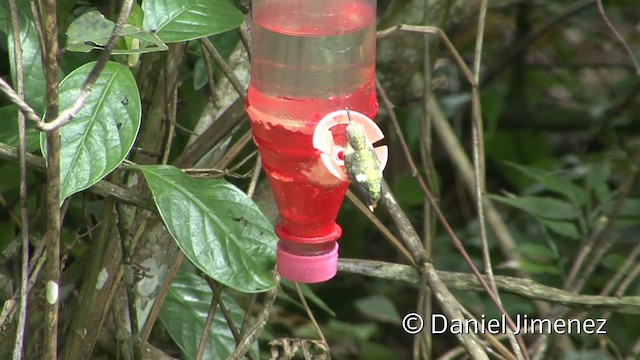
{"left": 507, "top": 162, "right": 587, "bottom": 206}
{"left": 601, "top": 253, "right": 627, "bottom": 272}
{"left": 489, "top": 194, "right": 580, "bottom": 220}
{"left": 586, "top": 161, "right": 611, "bottom": 202}
{"left": 66, "top": 11, "right": 168, "bottom": 54}
{"left": 360, "top": 341, "right": 401, "bottom": 360}
{"left": 159, "top": 271, "right": 259, "bottom": 360}
{"left": 0, "top": 106, "right": 41, "bottom": 152}
{"left": 537, "top": 218, "right": 581, "bottom": 240}
{"left": 142, "top": 0, "right": 243, "bottom": 43}
{"left": 3, "top": 0, "right": 46, "bottom": 114}
{"left": 42, "top": 61, "right": 141, "bottom": 203}
{"left": 355, "top": 295, "right": 400, "bottom": 325}
{"left": 132, "top": 165, "right": 277, "bottom": 292}
{"left": 517, "top": 243, "right": 558, "bottom": 260}
{"left": 520, "top": 260, "right": 561, "bottom": 275}
{"left": 280, "top": 280, "right": 335, "bottom": 317}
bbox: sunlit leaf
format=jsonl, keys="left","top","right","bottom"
{"left": 66, "top": 11, "right": 168, "bottom": 54}
{"left": 42, "top": 61, "right": 141, "bottom": 203}
{"left": 132, "top": 165, "right": 277, "bottom": 292}
{"left": 142, "top": 0, "right": 243, "bottom": 43}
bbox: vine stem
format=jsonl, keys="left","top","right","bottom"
{"left": 471, "top": 1, "right": 526, "bottom": 359}
{"left": 37, "top": 0, "right": 62, "bottom": 357}
{"left": 35, "top": 0, "right": 134, "bottom": 132}
{"left": 596, "top": 0, "right": 640, "bottom": 76}
{"left": 8, "top": 0, "right": 29, "bottom": 358}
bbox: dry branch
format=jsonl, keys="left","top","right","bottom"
{"left": 338, "top": 259, "right": 640, "bottom": 315}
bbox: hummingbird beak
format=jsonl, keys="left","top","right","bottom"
{"left": 345, "top": 107, "right": 353, "bottom": 123}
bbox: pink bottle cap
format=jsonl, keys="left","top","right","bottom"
{"left": 277, "top": 242, "right": 339, "bottom": 283}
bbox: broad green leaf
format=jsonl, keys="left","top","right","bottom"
{"left": 507, "top": 162, "right": 587, "bottom": 206}
{"left": 142, "top": 0, "right": 243, "bottom": 43}
{"left": 355, "top": 295, "right": 400, "bottom": 324}
{"left": 489, "top": 194, "right": 580, "bottom": 220}
{"left": 517, "top": 243, "right": 559, "bottom": 260}
{"left": 42, "top": 61, "right": 141, "bottom": 203}
{"left": 538, "top": 218, "right": 581, "bottom": 240}
{"left": 520, "top": 260, "right": 561, "bottom": 275}
{"left": 3, "top": 0, "right": 46, "bottom": 114}
{"left": 132, "top": 165, "right": 277, "bottom": 292}
{"left": 66, "top": 11, "right": 168, "bottom": 54}
{"left": 160, "top": 271, "right": 259, "bottom": 360}
{"left": 586, "top": 161, "right": 611, "bottom": 202}
{"left": 604, "top": 198, "right": 640, "bottom": 228}
{"left": 0, "top": 105, "right": 41, "bottom": 152}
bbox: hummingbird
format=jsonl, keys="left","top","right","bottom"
{"left": 343, "top": 109, "right": 383, "bottom": 211}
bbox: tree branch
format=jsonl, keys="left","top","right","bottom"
{"left": 338, "top": 259, "right": 640, "bottom": 314}
{"left": 0, "top": 142, "right": 154, "bottom": 211}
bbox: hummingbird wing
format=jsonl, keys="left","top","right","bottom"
{"left": 344, "top": 149, "right": 381, "bottom": 211}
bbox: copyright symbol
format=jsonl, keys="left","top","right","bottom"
{"left": 402, "top": 313, "right": 424, "bottom": 334}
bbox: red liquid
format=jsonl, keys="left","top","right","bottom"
{"left": 247, "top": 0, "right": 377, "bottom": 251}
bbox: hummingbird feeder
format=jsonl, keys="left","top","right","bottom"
{"left": 246, "top": 0, "right": 387, "bottom": 283}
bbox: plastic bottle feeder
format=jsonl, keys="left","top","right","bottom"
{"left": 246, "top": 0, "right": 387, "bottom": 283}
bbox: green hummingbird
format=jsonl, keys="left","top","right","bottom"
{"left": 344, "top": 109, "right": 383, "bottom": 211}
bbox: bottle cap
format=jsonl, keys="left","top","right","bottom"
{"left": 277, "top": 242, "right": 339, "bottom": 283}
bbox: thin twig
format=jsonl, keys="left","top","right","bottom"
{"left": 596, "top": 0, "right": 640, "bottom": 77}
{"left": 200, "top": 40, "right": 218, "bottom": 106}
{"left": 0, "top": 78, "right": 41, "bottom": 124}
{"left": 36, "top": 0, "right": 134, "bottom": 132}
{"left": 161, "top": 77, "right": 177, "bottom": 165}
{"left": 614, "top": 259, "right": 640, "bottom": 298}
{"left": 480, "top": 0, "right": 596, "bottom": 86}
{"left": 377, "top": 24, "right": 476, "bottom": 85}
{"left": 346, "top": 190, "right": 416, "bottom": 266}
{"left": 0, "top": 142, "right": 155, "bottom": 211}
{"left": 217, "top": 294, "right": 242, "bottom": 345}
{"left": 471, "top": 1, "right": 526, "bottom": 358}
{"left": 116, "top": 204, "right": 142, "bottom": 360}
{"left": 294, "top": 282, "right": 328, "bottom": 345}
{"left": 600, "top": 234, "right": 640, "bottom": 296}
{"left": 9, "top": 0, "right": 29, "bottom": 358}
{"left": 200, "top": 38, "right": 246, "bottom": 101}
{"left": 246, "top": 154, "right": 262, "bottom": 198}
{"left": 195, "top": 282, "right": 222, "bottom": 360}
{"left": 229, "top": 274, "right": 279, "bottom": 360}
